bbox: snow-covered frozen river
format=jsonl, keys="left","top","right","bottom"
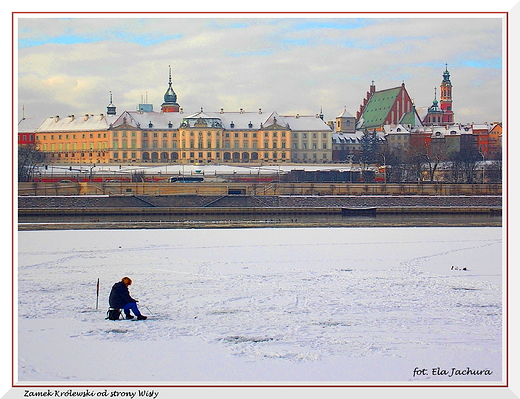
{"left": 16, "top": 227, "right": 503, "bottom": 385}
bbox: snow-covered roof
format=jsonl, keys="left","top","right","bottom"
{"left": 18, "top": 117, "right": 43, "bottom": 133}
{"left": 332, "top": 130, "right": 385, "bottom": 144}
{"left": 384, "top": 124, "right": 411, "bottom": 135}
{"left": 278, "top": 114, "right": 332, "bottom": 131}
{"left": 110, "top": 109, "right": 331, "bottom": 132}
{"left": 337, "top": 108, "right": 355, "bottom": 119}
{"left": 36, "top": 114, "right": 118, "bottom": 132}
{"left": 472, "top": 124, "right": 491, "bottom": 131}
{"left": 111, "top": 110, "right": 185, "bottom": 130}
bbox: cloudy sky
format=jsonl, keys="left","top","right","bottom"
{"left": 16, "top": 13, "right": 505, "bottom": 125}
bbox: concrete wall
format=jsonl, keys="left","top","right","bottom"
{"left": 18, "top": 181, "right": 502, "bottom": 197}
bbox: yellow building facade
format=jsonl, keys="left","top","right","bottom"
{"left": 35, "top": 114, "right": 115, "bottom": 164}
{"left": 29, "top": 69, "right": 333, "bottom": 165}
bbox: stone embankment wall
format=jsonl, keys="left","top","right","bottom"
{"left": 18, "top": 182, "right": 502, "bottom": 197}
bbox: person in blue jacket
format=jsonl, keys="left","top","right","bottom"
{"left": 109, "top": 277, "right": 147, "bottom": 320}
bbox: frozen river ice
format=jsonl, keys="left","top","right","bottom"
{"left": 16, "top": 227, "right": 503, "bottom": 385}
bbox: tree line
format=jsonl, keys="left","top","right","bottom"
{"left": 19, "top": 140, "right": 502, "bottom": 184}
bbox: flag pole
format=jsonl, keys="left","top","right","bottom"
{"left": 96, "top": 278, "right": 100, "bottom": 310}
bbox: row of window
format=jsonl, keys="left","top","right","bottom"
{"left": 109, "top": 141, "right": 329, "bottom": 150}
{"left": 111, "top": 151, "right": 290, "bottom": 160}
{"left": 42, "top": 143, "right": 108, "bottom": 151}
{"left": 51, "top": 152, "right": 105, "bottom": 158}
{"left": 37, "top": 133, "right": 108, "bottom": 140}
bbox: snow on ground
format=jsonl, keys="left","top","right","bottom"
{"left": 16, "top": 227, "right": 503, "bottom": 385}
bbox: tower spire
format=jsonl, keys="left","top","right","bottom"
{"left": 161, "top": 65, "right": 180, "bottom": 113}
{"left": 106, "top": 91, "right": 116, "bottom": 115}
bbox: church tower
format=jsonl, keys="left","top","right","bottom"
{"left": 439, "top": 64, "right": 454, "bottom": 125}
{"left": 161, "top": 65, "right": 180, "bottom": 113}
{"left": 423, "top": 88, "right": 443, "bottom": 126}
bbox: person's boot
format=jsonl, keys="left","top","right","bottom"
{"left": 125, "top": 314, "right": 134, "bottom": 320}
{"left": 136, "top": 315, "right": 147, "bottom": 320}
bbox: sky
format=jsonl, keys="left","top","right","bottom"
{"left": 16, "top": 13, "right": 505, "bottom": 127}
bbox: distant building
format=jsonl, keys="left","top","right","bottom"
{"left": 419, "top": 66, "right": 455, "bottom": 126}
{"left": 356, "top": 81, "right": 419, "bottom": 131}
{"left": 19, "top": 65, "right": 501, "bottom": 166}
{"left": 108, "top": 108, "right": 332, "bottom": 164}
{"left": 18, "top": 117, "right": 40, "bottom": 146}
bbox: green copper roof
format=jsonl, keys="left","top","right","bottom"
{"left": 359, "top": 87, "right": 401, "bottom": 129}
{"left": 399, "top": 110, "right": 416, "bottom": 126}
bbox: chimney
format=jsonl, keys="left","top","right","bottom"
{"left": 55, "top": 115, "right": 60, "bottom": 122}
{"left": 259, "top": 108, "right": 262, "bottom": 114}
{"left": 220, "top": 108, "right": 224, "bottom": 114}
{"left": 240, "top": 108, "right": 244, "bottom": 114}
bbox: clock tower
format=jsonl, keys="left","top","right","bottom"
{"left": 439, "top": 64, "right": 454, "bottom": 125}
